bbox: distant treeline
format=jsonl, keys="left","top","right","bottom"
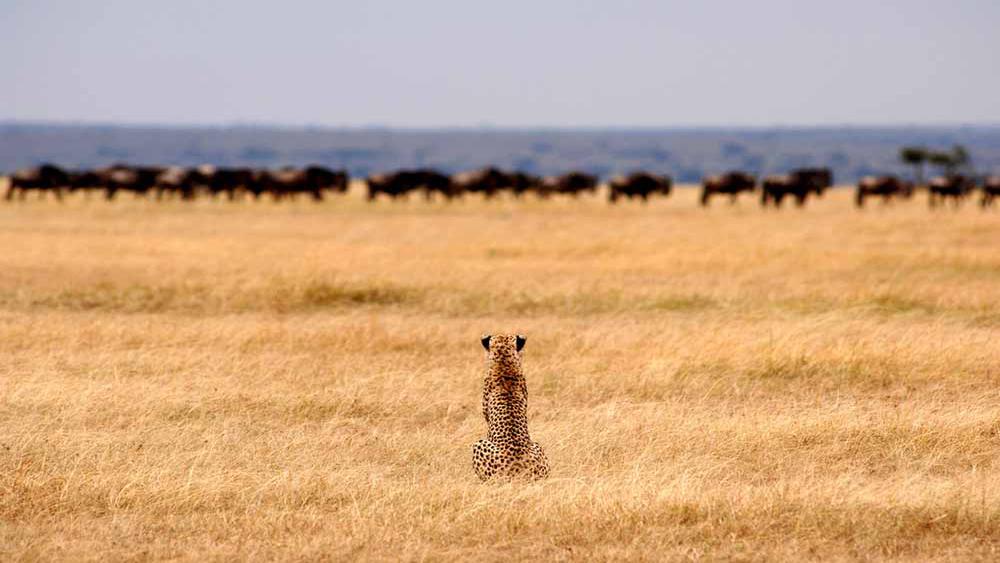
{"left": 2, "top": 123, "right": 1000, "bottom": 183}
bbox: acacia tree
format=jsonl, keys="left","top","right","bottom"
{"left": 928, "top": 151, "right": 956, "bottom": 176}
{"left": 927, "top": 145, "right": 972, "bottom": 177}
{"left": 899, "top": 146, "right": 928, "bottom": 184}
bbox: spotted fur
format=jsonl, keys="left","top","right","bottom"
{"left": 472, "top": 333, "right": 550, "bottom": 481}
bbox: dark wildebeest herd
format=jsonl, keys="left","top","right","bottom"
{"left": 699, "top": 168, "right": 832, "bottom": 207}
{"left": 699, "top": 168, "right": 995, "bottom": 208}
{"left": 4, "top": 163, "right": 598, "bottom": 203}
{"left": 4, "top": 163, "right": 1000, "bottom": 208}
{"left": 365, "top": 168, "right": 600, "bottom": 201}
{"left": 5, "top": 164, "right": 348, "bottom": 201}
{"left": 3, "top": 164, "right": 605, "bottom": 203}
{"left": 852, "top": 174, "right": 996, "bottom": 208}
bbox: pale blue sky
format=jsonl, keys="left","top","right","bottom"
{"left": 3, "top": 0, "right": 998, "bottom": 127}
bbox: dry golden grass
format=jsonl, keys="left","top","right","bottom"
{"left": 1, "top": 185, "right": 999, "bottom": 561}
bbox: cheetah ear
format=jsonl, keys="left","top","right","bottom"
{"left": 516, "top": 334, "right": 526, "bottom": 351}
{"left": 481, "top": 335, "right": 491, "bottom": 351}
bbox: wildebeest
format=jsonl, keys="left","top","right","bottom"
{"left": 450, "top": 167, "right": 513, "bottom": 199}
{"left": 538, "top": 172, "right": 599, "bottom": 198}
{"left": 366, "top": 171, "right": 408, "bottom": 200}
{"left": 99, "top": 164, "right": 165, "bottom": 200}
{"left": 68, "top": 170, "right": 107, "bottom": 197}
{"left": 855, "top": 175, "right": 913, "bottom": 207}
{"left": 255, "top": 166, "right": 349, "bottom": 201}
{"left": 760, "top": 174, "right": 800, "bottom": 207}
{"left": 608, "top": 172, "right": 672, "bottom": 203}
{"left": 509, "top": 171, "right": 543, "bottom": 198}
{"left": 980, "top": 176, "right": 1000, "bottom": 208}
{"left": 760, "top": 168, "right": 833, "bottom": 207}
{"left": 700, "top": 171, "right": 756, "bottom": 206}
{"left": 928, "top": 175, "right": 974, "bottom": 208}
{"left": 795, "top": 168, "right": 833, "bottom": 196}
{"left": 307, "top": 166, "right": 349, "bottom": 194}
{"left": 366, "top": 169, "right": 452, "bottom": 201}
{"left": 6, "top": 163, "right": 71, "bottom": 201}
{"left": 151, "top": 166, "right": 200, "bottom": 200}
{"left": 205, "top": 167, "right": 259, "bottom": 200}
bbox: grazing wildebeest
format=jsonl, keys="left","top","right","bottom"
{"left": 257, "top": 168, "right": 305, "bottom": 200}
{"left": 100, "top": 164, "right": 165, "bottom": 200}
{"left": 980, "top": 176, "right": 1000, "bottom": 208}
{"left": 854, "top": 176, "right": 913, "bottom": 208}
{"left": 760, "top": 174, "right": 798, "bottom": 207}
{"left": 409, "top": 168, "right": 453, "bottom": 200}
{"left": 366, "top": 169, "right": 451, "bottom": 201}
{"left": 366, "top": 171, "right": 409, "bottom": 200}
{"left": 928, "top": 175, "right": 973, "bottom": 208}
{"left": 305, "top": 166, "right": 349, "bottom": 195}
{"left": 700, "top": 171, "right": 756, "bottom": 206}
{"left": 607, "top": 172, "right": 672, "bottom": 203}
{"left": 795, "top": 168, "right": 833, "bottom": 197}
{"left": 153, "top": 166, "right": 200, "bottom": 200}
{"left": 255, "top": 166, "right": 348, "bottom": 201}
{"left": 760, "top": 168, "right": 834, "bottom": 208}
{"left": 538, "top": 172, "right": 599, "bottom": 198}
{"left": 205, "top": 167, "right": 260, "bottom": 200}
{"left": 451, "top": 167, "right": 513, "bottom": 199}
{"left": 6, "top": 164, "right": 71, "bottom": 201}
{"left": 509, "top": 171, "right": 543, "bottom": 198}
{"left": 68, "top": 170, "right": 106, "bottom": 198}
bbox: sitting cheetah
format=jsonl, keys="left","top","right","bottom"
{"left": 472, "top": 333, "right": 550, "bottom": 481}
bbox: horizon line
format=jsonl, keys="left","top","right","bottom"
{"left": 3, "top": 119, "right": 1000, "bottom": 133}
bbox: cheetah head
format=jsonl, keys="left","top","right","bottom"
{"left": 481, "top": 333, "right": 526, "bottom": 358}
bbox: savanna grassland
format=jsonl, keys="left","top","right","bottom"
{"left": 1, "top": 185, "right": 999, "bottom": 561}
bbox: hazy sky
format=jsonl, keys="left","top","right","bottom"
{"left": 3, "top": 0, "right": 998, "bottom": 127}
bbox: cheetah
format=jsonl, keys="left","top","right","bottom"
{"left": 472, "top": 333, "right": 550, "bottom": 481}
